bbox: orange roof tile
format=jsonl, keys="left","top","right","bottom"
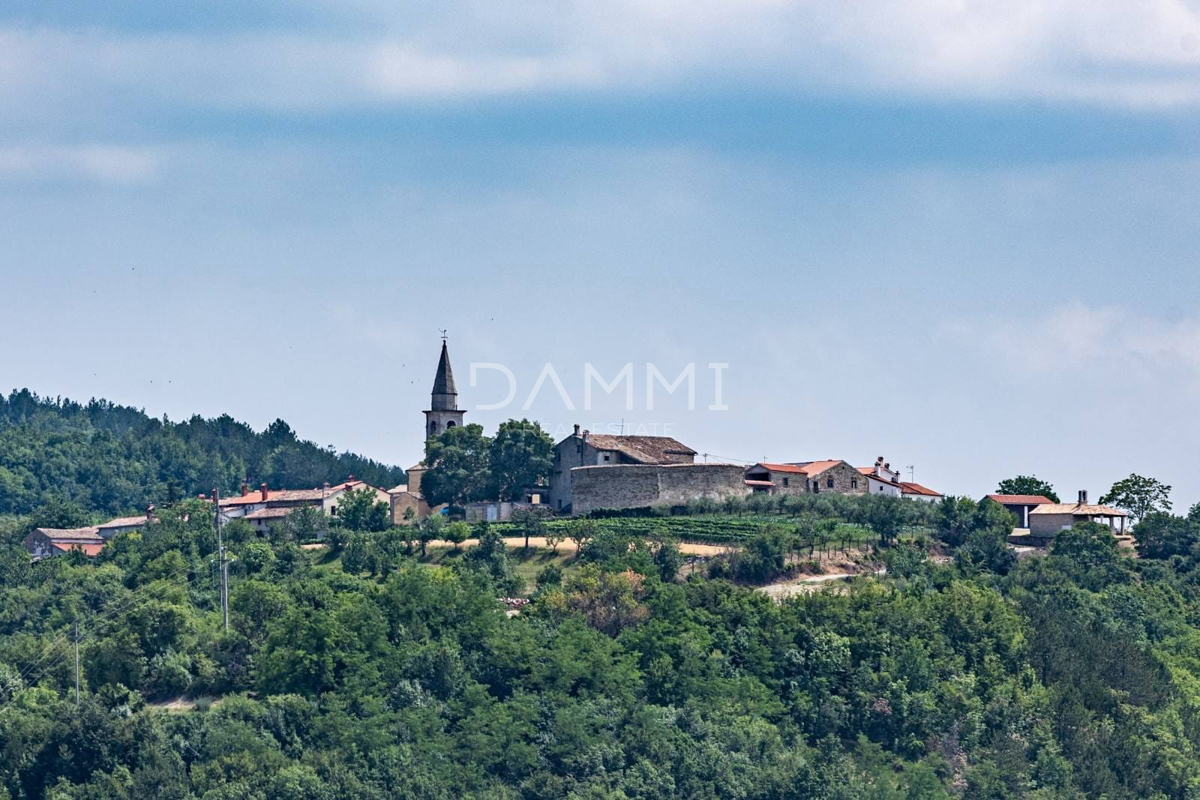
{"left": 900, "top": 482, "right": 942, "bottom": 497}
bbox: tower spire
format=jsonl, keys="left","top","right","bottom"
{"left": 424, "top": 336, "right": 465, "bottom": 439}
{"left": 430, "top": 339, "right": 457, "bottom": 408}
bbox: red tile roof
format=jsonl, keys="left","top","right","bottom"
{"left": 987, "top": 494, "right": 1054, "bottom": 506}
{"left": 744, "top": 479, "right": 775, "bottom": 487}
{"left": 51, "top": 541, "right": 104, "bottom": 557}
{"left": 900, "top": 482, "right": 942, "bottom": 497}
{"left": 752, "top": 460, "right": 846, "bottom": 476}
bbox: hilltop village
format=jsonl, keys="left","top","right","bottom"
{"left": 24, "top": 340, "right": 1132, "bottom": 560}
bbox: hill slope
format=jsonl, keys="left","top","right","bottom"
{"left": 0, "top": 388, "right": 405, "bottom": 515}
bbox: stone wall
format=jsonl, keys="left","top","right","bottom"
{"left": 570, "top": 463, "right": 749, "bottom": 516}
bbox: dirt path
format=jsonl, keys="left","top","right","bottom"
{"left": 303, "top": 537, "right": 730, "bottom": 556}
{"left": 757, "top": 568, "right": 886, "bottom": 601}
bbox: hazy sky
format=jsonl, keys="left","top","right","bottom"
{"left": 2, "top": 1, "right": 1199, "bottom": 506}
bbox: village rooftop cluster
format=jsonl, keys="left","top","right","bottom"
{"left": 25, "top": 340, "right": 1128, "bottom": 559}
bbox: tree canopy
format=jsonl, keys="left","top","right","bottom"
{"left": 0, "top": 389, "right": 404, "bottom": 516}
{"left": 996, "top": 474, "right": 1059, "bottom": 502}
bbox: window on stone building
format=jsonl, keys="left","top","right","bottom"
{"left": 446, "top": 421, "right": 456, "bottom": 429}
{"left": 782, "top": 477, "right": 789, "bottom": 487}
{"left": 851, "top": 478, "right": 858, "bottom": 489}
{"left": 827, "top": 477, "right": 834, "bottom": 488}
{"left": 603, "top": 454, "right": 610, "bottom": 462}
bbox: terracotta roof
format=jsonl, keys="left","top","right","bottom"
{"left": 744, "top": 479, "right": 775, "bottom": 487}
{"left": 34, "top": 526, "right": 102, "bottom": 542}
{"left": 987, "top": 494, "right": 1055, "bottom": 506}
{"left": 1029, "top": 503, "right": 1127, "bottom": 517}
{"left": 243, "top": 507, "right": 297, "bottom": 520}
{"left": 221, "top": 489, "right": 325, "bottom": 507}
{"left": 751, "top": 460, "right": 846, "bottom": 477}
{"left": 51, "top": 541, "right": 104, "bottom": 556}
{"left": 900, "top": 482, "right": 942, "bottom": 497}
{"left": 752, "top": 462, "right": 810, "bottom": 475}
{"left": 97, "top": 515, "right": 148, "bottom": 529}
{"left": 583, "top": 434, "right": 696, "bottom": 464}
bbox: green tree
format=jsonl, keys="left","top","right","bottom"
{"left": 443, "top": 520, "right": 470, "bottom": 551}
{"left": 510, "top": 505, "right": 549, "bottom": 550}
{"left": 282, "top": 504, "right": 330, "bottom": 541}
{"left": 1100, "top": 473, "right": 1172, "bottom": 523}
{"left": 489, "top": 419, "right": 554, "bottom": 501}
{"left": 1133, "top": 511, "right": 1198, "bottom": 559}
{"left": 996, "top": 475, "right": 1059, "bottom": 503}
{"left": 567, "top": 518, "right": 598, "bottom": 551}
{"left": 422, "top": 423, "right": 492, "bottom": 507}
{"left": 334, "top": 487, "right": 390, "bottom": 532}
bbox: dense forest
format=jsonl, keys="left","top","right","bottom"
{"left": 3, "top": 492, "right": 1200, "bottom": 798}
{"left": 0, "top": 389, "right": 406, "bottom": 516}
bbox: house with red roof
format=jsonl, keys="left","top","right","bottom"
{"left": 857, "top": 457, "right": 904, "bottom": 497}
{"left": 219, "top": 478, "right": 390, "bottom": 533}
{"left": 985, "top": 493, "right": 1056, "bottom": 528}
{"left": 743, "top": 460, "right": 866, "bottom": 495}
{"left": 900, "top": 482, "right": 944, "bottom": 503}
{"left": 24, "top": 527, "right": 105, "bottom": 560}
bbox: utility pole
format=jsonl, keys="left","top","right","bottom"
{"left": 213, "top": 489, "right": 228, "bottom": 633}
{"left": 73, "top": 621, "right": 80, "bottom": 709}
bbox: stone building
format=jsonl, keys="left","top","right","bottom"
{"left": 1027, "top": 491, "right": 1128, "bottom": 542}
{"left": 24, "top": 527, "right": 105, "bottom": 560}
{"left": 570, "top": 462, "right": 749, "bottom": 516}
{"left": 743, "top": 460, "right": 867, "bottom": 496}
{"left": 549, "top": 426, "right": 697, "bottom": 512}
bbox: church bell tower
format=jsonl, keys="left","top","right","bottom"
{"left": 424, "top": 335, "right": 465, "bottom": 440}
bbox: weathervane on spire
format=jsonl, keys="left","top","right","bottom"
{"left": 439, "top": 328, "right": 448, "bottom": 343}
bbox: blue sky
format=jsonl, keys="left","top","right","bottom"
{"left": 2, "top": 1, "right": 1199, "bottom": 506}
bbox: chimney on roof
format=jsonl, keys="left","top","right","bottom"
{"left": 146, "top": 504, "right": 155, "bottom": 522}
{"left": 261, "top": 483, "right": 269, "bottom": 502}
{"left": 1078, "top": 489, "right": 1088, "bottom": 505}
{"left": 240, "top": 483, "right": 249, "bottom": 497}
{"left": 573, "top": 424, "right": 580, "bottom": 436}
{"left": 348, "top": 474, "right": 354, "bottom": 482}
{"left": 582, "top": 429, "right": 589, "bottom": 443}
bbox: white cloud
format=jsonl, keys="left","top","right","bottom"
{"left": 950, "top": 303, "right": 1200, "bottom": 381}
{"left": 0, "top": 144, "right": 163, "bottom": 182}
{"left": 4, "top": 0, "right": 1200, "bottom": 115}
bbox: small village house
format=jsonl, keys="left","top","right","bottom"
{"left": 220, "top": 478, "right": 390, "bottom": 534}
{"left": 1028, "top": 491, "right": 1128, "bottom": 541}
{"left": 858, "top": 457, "right": 903, "bottom": 497}
{"left": 96, "top": 512, "right": 151, "bottom": 539}
{"left": 986, "top": 494, "right": 1056, "bottom": 529}
{"left": 24, "top": 527, "right": 105, "bottom": 560}
{"left": 743, "top": 460, "right": 866, "bottom": 495}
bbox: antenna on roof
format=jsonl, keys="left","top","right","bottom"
{"left": 906, "top": 464, "right": 915, "bottom": 483}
